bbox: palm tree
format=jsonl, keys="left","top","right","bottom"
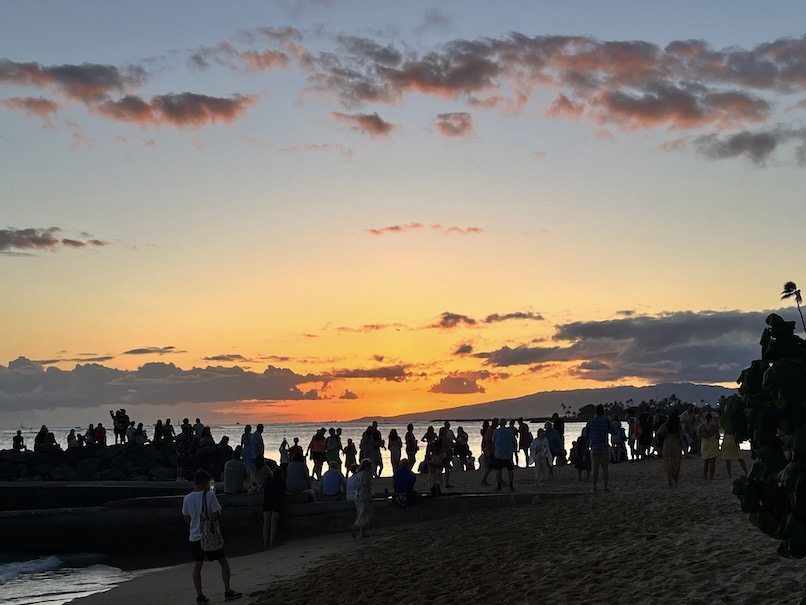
{"left": 781, "top": 281, "right": 806, "bottom": 333}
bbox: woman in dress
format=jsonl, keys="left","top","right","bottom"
{"left": 722, "top": 430, "right": 748, "bottom": 478}
{"left": 388, "top": 429, "right": 403, "bottom": 475}
{"left": 656, "top": 411, "right": 682, "bottom": 487}
{"left": 351, "top": 458, "right": 374, "bottom": 539}
{"left": 698, "top": 413, "right": 720, "bottom": 480}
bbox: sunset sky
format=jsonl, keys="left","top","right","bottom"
{"left": 3, "top": 1, "right": 806, "bottom": 427}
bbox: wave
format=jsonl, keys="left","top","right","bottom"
{"left": 0, "top": 555, "right": 64, "bottom": 585}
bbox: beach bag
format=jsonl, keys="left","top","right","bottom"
{"left": 200, "top": 490, "right": 224, "bottom": 552}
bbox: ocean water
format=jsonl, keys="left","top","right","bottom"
{"left": 0, "top": 553, "right": 145, "bottom": 605}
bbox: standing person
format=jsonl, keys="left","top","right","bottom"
{"left": 350, "top": 458, "right": 374, "bottom": 539}
{"left": 637, "top": 410, "right": 654, "bottom": 459}
{"left": 325, "top": 428, "right": 342, "bottom": 470}
{"left": 610, "top": 416, "right": 624, "bottom": 463}
{"left": 85, "top": 423, "right": 96, "bottom": 447}
{"left": 455, "top": 426, "right": 470, "bottom": 470}
{"left": 492, "top": 418, "right": 516, "bottom": 492}
{"left": 181, "top": 469, "right": 242, "bottom": 603}
{"left": 656, "top": 411, "right": 682, "bottom": 487}
{"left": 176, "top": 424, "right": 194, "bottom": 481}
{"left": 288, "top": 437, "right": 304, "bottom": 460}
{"left": 428, "top": 436, "right": 448, "bottom": 496}
{"left": 626, "top": 409, "right": 638, "bottom": 461}
{"left": 530, "top": 428, "right": 552, "bottom": 485}
{"left": 251, "top": 424, "right": 265, "bottom": 462}
{"left": 153, "top": 419, "right": 165, "bottom": 445}
{"left": 480, "top": 418, "right": 497, "bottom": 486}
{"left": 262, "top": 459, "right": 284, "bottom": 549}
{"left": 586, "top": 404, "right": 614, "bottom": 493}
{"left": 518, "top": 419, "right": 532, "bottom": 468}
{"left": 508, "top": 419, "right": 519, "bottom": 467}
{"left": 438, "top": 427, "right": 455, "bottom": 488}
{"left": 240, "top": 425, "right": 253, "bottom": 478}
{"left": 698, "top": 413, "right": 720, "bottom": 480}
{"left": 93, "top": 423, "right": 107, "bottom": 446}
{"left": 164, "top": 418, "right": 176, "bottom": 443}
{"left": 404, "top": 424, "right": 419, "bottom": 471}
{"left": 388, "top": 429, "right": 403, "bottom": 475}
{"left": 343, "top": 439, "right": 358, "bottom": 474}
{"left": 544, "top": 422, "right": 562, "bottom": 476}
{"left": 307, "top": 428, "right": 327, "bottom": 481}
{"left": 194, "top": 418, "right": 205, "bottom": 440}
{"left": 679, "top": 404, "right": 696, "bottom": 457}
{"left": 573, "top": 427, "right": 591, "bottom": 482}
{"left": 722, "top": 430, "right": 748, "bottom": 478}
{"left": 278, "top": 438, "right": 290, "bottom": 472}
{"left": 370, "top": 422, "right": 385, "bottom": 478}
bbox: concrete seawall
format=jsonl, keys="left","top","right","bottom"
{"left": 0, "top": 482, "right": 585, "bottom": 556}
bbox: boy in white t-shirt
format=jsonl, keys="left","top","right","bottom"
{"left": 181, "top": 470, "right": 242, "bottom": 604}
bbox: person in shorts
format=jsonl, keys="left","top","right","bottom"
{"left": 492, "top": 418, "right": 516, "bottom": 491}
{"left": 182, "top": 469, "right": 242, "bottom": 603}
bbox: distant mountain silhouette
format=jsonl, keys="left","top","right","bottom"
{"left": 353, "top": 382, "right": 737, "bottom": 423}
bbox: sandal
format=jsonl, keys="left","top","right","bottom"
{"left": 225, "top": 589, "right": 243, "bottom": 601}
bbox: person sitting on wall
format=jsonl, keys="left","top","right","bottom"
{"left": 392, "top": 458, "right": 420, "bottom": 507}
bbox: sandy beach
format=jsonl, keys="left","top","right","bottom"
{"left": 73, "top": 454, "right": 806, "bottom": 605}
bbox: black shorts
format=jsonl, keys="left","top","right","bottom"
{"left": 491, "top": 456, "right": 514, "bottom": 470}
{"left": 191, "top": 539, "right": 225, "bottom": 562}
{"left": 312, "top": 452, "right": 327, "bottom": 462}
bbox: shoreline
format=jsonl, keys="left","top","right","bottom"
{"left": 68, "top": 454, "right": 806, "bottom": 605}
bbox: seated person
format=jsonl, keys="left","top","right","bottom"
{"left": 319, "top": 461, "right": 347, "bottom": 501}
{"left": 223, "top": 446, "right": 249, "bottom": 494}
{"left": 285, "top": 453, "right": 317, "bottom": 502}
{"left": 392, "top": 458, "right": 419, "bottom": 506}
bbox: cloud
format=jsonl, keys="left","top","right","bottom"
{"left": 336, "top": 323, "right": 404, "bottom": 333}
{"left": 435, "top": 112, "right": 473, "bottom": 137}
{"left": 366, "top": 222, "right": 423, "bottom": 235}
{"left": 693, "top": 126, "right": 806, "bottom": 165}
{"left": 95, "top": 93, "right": 258, "bottom": 128}
{"left": 429, "top": 375, "right": 486, "bottom": 394}
{"left": 0, "top": 59, "right": 147, "bottom": 102}
{"left": 326, "top": 365, "right": 408, "bottom": 382}
{"left": 0, "top": 358, "right": 324, "bottom": 413}
{"left": 1, "top": 96, "right": 58, "bottom": 126}
{"left": 340, "top": 389, "right": 359, "bottom": 399}
{"left": 203, "top": 354, "right": 249, "bottom": 362}
{"left": 477, "top": 309, "right": 774, "bottom": 383}
{"left": 0, "top": 227, "right": 109, "bottom": 253}
{"left": 331, "top": 111, "right": 395, "bottom": 137}
{"left": 484, "top": 312, "right": 544, "bottom": 323}
{"left": 432, "top": 224, "right": 484, "bottom": 235}
{"left": 431, "top": 312, "right": 477, "bottom": 329}
{"left": 454, "top": 343, "right": 474, "bottom": 355}
{"left": 122, "top": 346, "right": 177, "bottom": 356}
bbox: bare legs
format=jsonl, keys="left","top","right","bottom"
{"left": 262, "top": 511, "right": 280, "bottom": 548}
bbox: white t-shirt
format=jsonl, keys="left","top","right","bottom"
{"left": 181, "top": 490, "right": 221, "bottom": 542}
{"left": 346, "top": 473, "right": 360, "bottom": 502}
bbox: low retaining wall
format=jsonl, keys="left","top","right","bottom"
{"left": 0, "top": 488, "right": 579, "bottom": 556}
